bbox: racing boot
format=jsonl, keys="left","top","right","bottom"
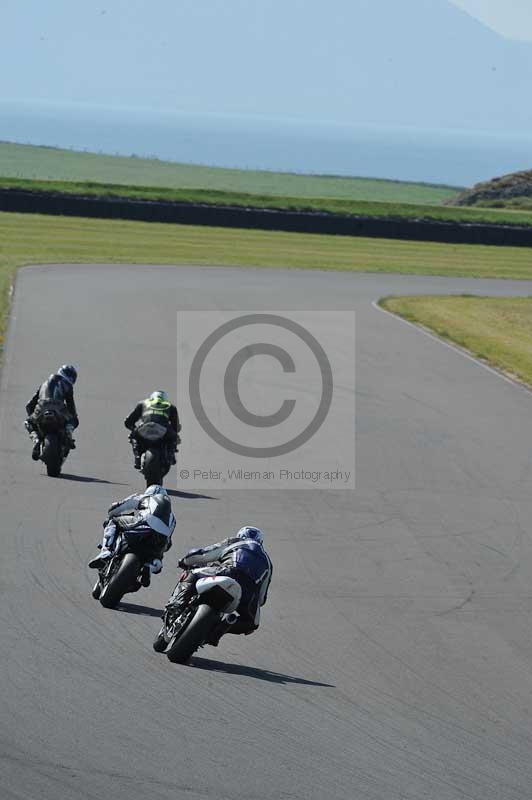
{"left": 206, "top": 622, "right": 230, "bottom": 647}
{"left": 130, "top": 437, "right": 141, "bottom": 470}
{"left": 30, "top": 433, "right": 41, "bottom": 461}
{"left": 65, "top": 424, "right": 76, "bottom": 450}
{"left": 88, "top": 547, "right": 113, "bottom": 569}
{"left": 206, "top": 612, "right": 239, "bottom": 646}
{"left": 141, "top": 558, "right": 163, "bottom": 587}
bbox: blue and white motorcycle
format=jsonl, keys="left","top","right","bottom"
{"left": 153, "top": 571, "right": 242, "bottom": 663}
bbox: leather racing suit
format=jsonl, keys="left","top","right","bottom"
{"left": 124, "top": 398, "right": 181, "bottom": 467}
{"left": 89, "top": 489, "right": 176, "bottom": 573}
{"left": 25, "top": 373, "right": 79, "bottom": 450}
{"left": 169, "top": 535, "right": 273, "bottom": 635}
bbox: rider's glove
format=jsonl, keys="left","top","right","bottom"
{"left": 178, "top": 558, "right": 187, "bottom": 570}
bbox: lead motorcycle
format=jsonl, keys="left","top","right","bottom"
{"left": 92, "top": 531, "right": 160, "bottom": 609}
{"left": 153, "top": 572, "right": 242, "bottom": 663}
{"left": 30, "top": 405, "right": 72, "bottom": 477}
{"left": 131, "top": 422, "right": 172, "bottom": 487}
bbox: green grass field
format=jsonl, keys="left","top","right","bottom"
{"left": 5, "top": 175, "right": 532, "bottom": 227}
{"left": 380, "top": 295, "right": 532, "bottom": 386}
{"left": 5, "top": 143, "right": 532, "bottom": 227}
{"left": 3, "top": 211, "right": 532, "bottom": 352}
{"left": 0, "top": 141, "right": 462, "bottom": 204}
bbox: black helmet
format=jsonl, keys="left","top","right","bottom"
{"left": 58, "top": 364, "right": 77, "bottom": 385}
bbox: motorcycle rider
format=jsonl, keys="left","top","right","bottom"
{"left": 88, "top": 485, "right": 176, "bottom": 584}
{"left": 124, "top": 391, "right": 181, "bottom": 470}
{"left": 166, "top": 526, "right": 272, "bottom": 644}
{"left": 25, "top": 364, "right": 79, "bottom": 460}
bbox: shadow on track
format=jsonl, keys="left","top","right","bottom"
{"left": 167, "top": 489, "right": 216, "bottom": 500}
{"left": 61, "top": 473, "right": 127, "bottom": 485}
{"left": 191, "top": 657, "right": 335, "bottom": 687}
{"left": 118, "top": 602, "right": 163, "bottom": 618}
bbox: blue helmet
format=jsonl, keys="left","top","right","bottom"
{"left": 58, "top": 364, "right": 77, "bottom": 385}
{"left": 236, "top": 526, "right": 264, "bottom": 545}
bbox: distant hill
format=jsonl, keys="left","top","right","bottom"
{"left": 451, "top": 170, "right": 532, "bottom": 208}
{"left": 2, "top": 0, "right": 532, "bottom": 132}
{"left": 0, "top": 142, "right": 462, "bottom": 204}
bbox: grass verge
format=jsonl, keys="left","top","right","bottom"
{"left": 4, "top": 176, "right": 532, "bottom": 227}
{"left": 380, "top": 295, "right": 532, "bottom": 386}
{"left": 2, "top": 210, "right": 532, "bottom": 350}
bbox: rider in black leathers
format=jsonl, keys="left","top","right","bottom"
{"left": 124, "top": 391, "right": 180, "bottom": 470}
{"left": 25, "top": 365, "right": 79, "bottom": 460}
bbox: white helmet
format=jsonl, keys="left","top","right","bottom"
{"left": 236, "top": 526, "right": 264, "bottom": 545}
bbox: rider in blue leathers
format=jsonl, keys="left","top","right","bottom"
{"left": 167, "top": 526, "right": 273, "bottom": 642}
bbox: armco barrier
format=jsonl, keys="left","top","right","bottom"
{"left": 2, "top": 189, "right": 532, "bottom": 247}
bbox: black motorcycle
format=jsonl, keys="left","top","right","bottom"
{"left": 141, "top": 443, "right": 170, "bottom": 487}
{"left": 132, "top": 423, "right": 172, "bottom": 486}
{"left": 153, "top": 573, "right": 242, "bottom": 663}
{"left": 32, "top": 406, "right": 72, "bottom": 477}
{"left": 92, "top": 531, "right": 161, "bottom": 609}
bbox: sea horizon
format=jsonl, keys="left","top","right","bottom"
{"left": 2, "top": 100, "right": 531, "bottom": 187}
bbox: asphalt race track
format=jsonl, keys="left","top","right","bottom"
{"left": 3, "top": 264, "right": 532, "bottom": 800}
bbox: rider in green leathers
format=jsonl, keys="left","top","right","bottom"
{"left": 124, "top": 391, "right": 181, "bottom": 470}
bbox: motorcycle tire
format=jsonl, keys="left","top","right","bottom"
{"left": 91, "top": 580, "right": 102, "bottom": 600}
{"left": 42, "top": 434, "right": 62, "bottom": 477}
{"left": 99, "top": 552, "right": 141, "bottom": 609}
{"left": 166, "top": 604, "right": 219, "bottom": 664}
{"left": 153, "top": 626, "right": 168, "bottom": 653}
{"left": 142, "top": 449, "right": 165, "bottom": 487}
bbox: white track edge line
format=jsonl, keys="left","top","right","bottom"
{"left": 372, "top": 298, "right": 532, "bottom": 395}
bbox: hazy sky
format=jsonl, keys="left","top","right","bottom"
{"left": 2, "top": 0, "right": 532, "bottom": 134}
{"left": 451, "top": 0, "right": 532, "bottom": 40}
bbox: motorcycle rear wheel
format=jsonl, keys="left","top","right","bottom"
{"left": 42, "top": 434, "right": 62, "bottom": 477}
{"left": 99, "top": 553, "right": 141, "bottom": 609}
{"left": 142, "top": 448, "right": 168, "bottom": 487}
{"left": 166, "top": 604, "right": 219, "bottom": 664}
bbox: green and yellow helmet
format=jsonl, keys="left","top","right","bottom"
{"left": 149, "top": 391, "right": 169, "bottom": 404}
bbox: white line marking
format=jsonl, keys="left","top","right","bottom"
{"left": 372, "top": 298, "right": 532, "bottom": 394}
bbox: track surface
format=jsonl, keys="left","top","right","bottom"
{"left": 3, "top": 265, "right": 532, "bottom": 800}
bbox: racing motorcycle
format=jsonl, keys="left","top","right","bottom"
{"left": 91, "top": 531, "right": 159, "bottom": 609}
{"left": 153, "top": 572, "right": 242, "bottom": 663}
{"left": 132, "top": 421, "right": 172, "bottom": 486}
{"left": 30, "top": 404, "right": 72, "bottom": 477}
